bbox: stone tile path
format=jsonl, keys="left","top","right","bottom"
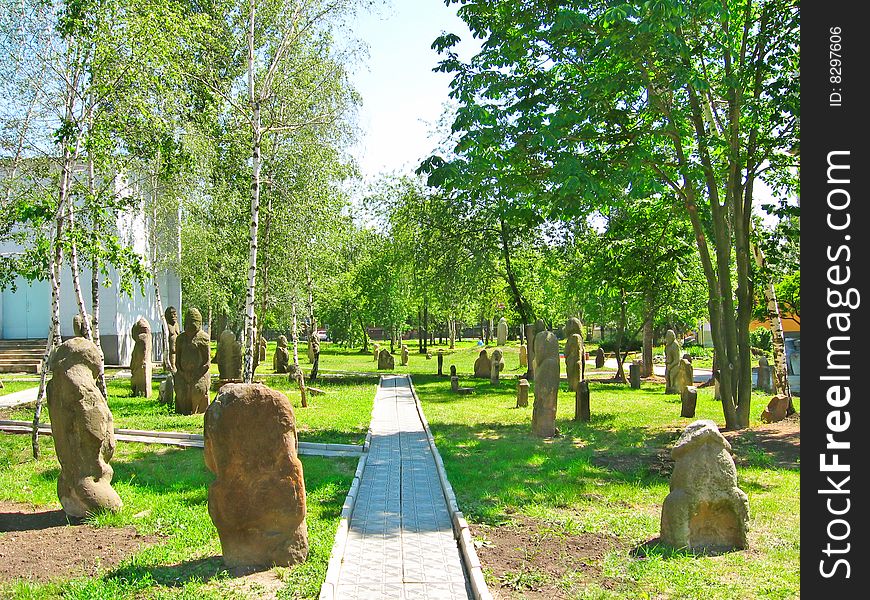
{"left": 333, "top": 375, "right": 472, "bottom": 600}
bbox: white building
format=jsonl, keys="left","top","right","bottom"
{"left": 0, "top": 171, "right": 181, "bottom": 367}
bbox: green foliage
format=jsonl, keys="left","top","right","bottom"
{"left": 750, "top": 327, "right": 773, "bottom": 353}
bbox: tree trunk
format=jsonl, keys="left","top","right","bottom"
{"left": 641, "top": 299, "right": 654, "bottom": 378}
{"left": 499, "top": 217, "right": 529, "bottom": 324}
{"left": 291, "top": 299, "right": 300, "bottom": 365}
{"left": 359, "top": 317, "right": 368, "bottom": 352}
{"left": 751, "top": 241, "right": 793, "bottom": 413}
{"left": 422, "top": 304, "right": 428, "bottom": 352}
{"left": 613, "top": 289, "right": 627, "bottom": 383}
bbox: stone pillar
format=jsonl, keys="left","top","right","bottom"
{"left": 401, "top": 345, "right": 409, "bottom": 366}
{"left": 519, "top": 344, "right": 528, "bottom": 369}
{"left": 130, "top": 317, "right": 152, "bottom": 398}
{"left": 574, "top": 380, "right": 590, "bottom": 422}
{"left": 377, "top": 348, "right": 395, "bottom": 370}
{"left": 516, "top": 378, "right": 529, "bottom": 408}
{"left": 680, "top": 386, "right": 698, "bottom": 418}
{"left": 165, "top": 306, "right": 181, "bottom": 372}
{"left": 373, "top": 343, "right": 380, "bottom": 361}
{"left": 273, "top": 335, "right": 290, "bottom": 373}
{"left": 205, "top": 383, "right": 308, "bottom": 567}
{"left": 47, "top": 338, "right": 123, "bottom": 517}
{"left": 661, "top": 420, "right": 749, "bottom": 551}
{"left": 450, "top": 364, "right": 457, "bottom": 378}
{"left": 217, "top": 329, "right": 242, "bottom": 381}
{"left": 629, "top": 362, "right": 641, "bottom": 389}
{"left": 490, "top": 348, "right": 504, "bottom": 384}
{"left": 565, "top": 333, "right": 583, "bottom": 391}
{"left": 496, "top": 317, "right": 508, "bottom": 346}
{"left": 451, "top": 376, "right": 459, "bottom": 393}
{"left": 437, "top": 349, "right": 444, "bottom": 376}
{"left": 531, "top": 329, "right": 559, "bottom": 437}
{"left": 756, "top": 356, "right": 771, "bottom": 393}
{"left": 595, "top": 347, "right": 605, "bottom": 369}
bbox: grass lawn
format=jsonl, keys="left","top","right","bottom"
{"left": 0, "top": 433, "right": 357, "bottom": 599}
{"left": 0, "top": 381, "right": 38, "bottom": 397}
{"left": 1, "top": 377, "right": 375, "bottom": 446}
{"left": 412, "top": 373, "right": 800, "bottom": 599}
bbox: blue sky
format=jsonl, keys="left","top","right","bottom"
{"left": 342, "top": 0, "right": 480, "bottom": 183}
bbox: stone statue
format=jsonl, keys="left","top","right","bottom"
{"left": 519, "top": 344, "right": 528, "bottom": 369}
{"left": 377, "top": 348, "right": 395, "bottom": 370}
{"left": 490, "top": 348, "right": 505, "bottom": 384}
{"left": 72, "top": 314, "right": 92, "bottom": 338}
{"left": 47, "top": 337, "right": 123, "bottom": 517}
{"left": 130, "top": 317, "right": 152, "bottom": 398}
{"left": 674, "top": 356, "right": 694, "bottom": 395}
{"left": 175, "top": 308, "right": 211, "bottom": 415}
{"left": 516, "top": 378, "right": 529, "bottom": 408}
{"left": 661, "top": 420, "right": 749, "bottom": 551}
{"left": 565, "top": 318, "right": 585, "bottom": 391}
{"left": 164, "top": 307, "right": 181, "bottom": 372}
{"left": 473, "top": 349, "right": 491, "bottom": 379}
{"left": 532, "top": 329, "right": 560, "bottom": 437}
{"left": 216, "top": 329, "right": 242, "bottom": 380}
{"left": 273, "top": 335, "right": 291, "bottom": 373}
{"left": 205, "top": 383, "right": 308, "bottom": 567}
{"left": 664, "top": 330, "right": 682, "bottom": 394}
{"left": 496, "top": 317, "right": 508, "bottom": 346}
{"left": 258, "top": 336, "right": 267, "bottom": 362}
{"left": 595, "top": 347, "right": 606, "bottom": 369}
{"left": 401, "top": 344, "right": 409, "bottom": 366}
{"left": 525, "top": 319, "right": 546, "bottom": 379}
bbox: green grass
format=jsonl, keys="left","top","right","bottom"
{"left": 0, "top": 433, "right": 356, "bottom": 599}
{"left": 0, "top": 380, "right": 38, "bottom": 397}
{"left": 412, "top": 374, "right": 800, "bottom": 599}
{"left": 1, "top": 377, "right": 375, "bottom": 446}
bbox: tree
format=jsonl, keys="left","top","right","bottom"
{"left": 432, "top": 0, "right": 799, "bottom": 428}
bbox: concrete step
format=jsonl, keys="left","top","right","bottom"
{"left": 0, "top": 361, "right": 42, "bottom": 374}
{"left": 0, "top": 351, "right": 45, "bottom": 359}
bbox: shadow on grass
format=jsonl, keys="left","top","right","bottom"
{"left": 107, "top": 555, "right": 239, "bottom": 587}
{"left": 631, "top": 537, "right": 744, "bottom": 559}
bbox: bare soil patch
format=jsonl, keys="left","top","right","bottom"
{"left": 472, "top": 513, "right": 624, "bottom": 599}
{"left": 0, "top": 501, "right": 159, "bottom": 582}
{"left": 723, "top": 412, "right": 800, "bottom": 469}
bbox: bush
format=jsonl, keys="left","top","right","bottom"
{"left": 750, "top": 327, "right": 773, "bottom": 352}
{"left": 683, "top": 345, "right": 714, "bottom": 359}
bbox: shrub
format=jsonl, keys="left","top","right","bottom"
{"left": 598, "top": 334, "right": 641, "bottom": 353}
{"left": 750, "top": 327, "right": 773, "bottom": 352}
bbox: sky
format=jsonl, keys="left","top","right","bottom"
{"left": 340, "top": 0, "right": 480, "bottom": 184}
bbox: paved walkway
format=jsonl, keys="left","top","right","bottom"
{"left": 333, "top": 375, "right": 471, "bottom": 600}
{"left": 0, "top": 385, "right": 38, "bottom": 408}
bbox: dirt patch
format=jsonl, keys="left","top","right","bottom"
{"left": 0, "top": 501, "right": 159, "bottom": 582}
{"left": 472, "top": 514, "right": 624, "bottom": 598}
{"left": 723, "top": 412, "right": 800, "bottom": 469}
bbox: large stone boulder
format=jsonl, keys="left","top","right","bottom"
{"left": 47, "top": 338, "right": 122, "bottom": 518}
{"left": 204, "top": 383, "right": 308, "bottom": 567}
{"left": 531, "top": 329, "right": 560, "bottom": 437}
{"left": 565, "top": 332, "right": 584, "bottom": 392}
{"left": 496, "top": 317, "right": 508, "bottom": 346}
{"left": 377, "top": 348, "right": 395, "bottom": 370}
{"left": 490, "top": 348, "right": 505, "bottom": 384}
{"left": 130, "top": 317, "right": 152, "bottom": 398}
{"left": 473, "top": 349, "right": 491, "bottom": 379}
{"left": 175, "top": 308, "right": 211, "bottom": 415}
{"left": 164, "top": 306, "right": 181, "bottom": 372}
{"left": 216, "top": 329, "right": 242, "bottom": 380}
{"left": 661, "top": 420, "right": 749, "bottom": 551}
{"left": 273, "top": 335, "right": 291, "bottom": 374}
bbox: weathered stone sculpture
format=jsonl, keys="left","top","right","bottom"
{"left": 564, "top": 318, "right": 585, "bottom": 391}
{"left": 373, "top": 343, "right": 380, "bottom": 361}
{"left": 519, "top": 344, "right": 528, "bottom": 369}
{"left": 204, "top": 383, "right": 308, "bottom": 567}
{"left": 258, "top": 336, "right": 267, "bottom": 362}
{"left": 674, "top": 357, "right": 694, "bottom": 395}
{"left": 516, "top": 378, "right": 529, "bottom": 407}
{"left": 216, "top": 329, "right": 242, "bottom": 380}
{"left": 273, "top": 335, "right": 291, "bottom": 373}
{"left": 175, "top": 308, "right": 211, "bottom": 415}
{"left": 756, "top": 355, "right": 772, "bottom": 393}
{"left": 661, "top": 420, "right": 750, "bottom": 551}
{"left": 158, "top": 374, "right": 174, "bottom": 406}
{"left": 377, "top": 348, "right": 395, "bottom": 370}
{"left": 72, "top": 314, "right": 92, "bottom": 338}
{"left": 681, "top": 386, "right": 698, "bottom": 418}
{"left": 47, "top": 338, "right": 122, "bottom": 518}
{"left": 451, "top": 375, "right": 459, "bottom": 392}
{"left": 165, "top": 306, "right": 181, "bottom": 372}
{"left": 490, "top": 348, "right": 505, "bottom": 384}
{"left": 595, "top": 347, "right": 606, "bottom": 369}
{"left": 130, "top": 317, "right": 152, "bottom": 398}
{"left": 473, "top": 349, "right": 491, "bottom": 378}
{"left": 401, "top": 344, "right": 409, "bottom": 366}
{"left": 496, "top": 317, "right": 508, "bottom": 346}
{"left": 761, "top": 394, "right": 790, "bottom": 423}
{"left": 531, "top": 329, "right": 560, "bottom": 437}
{"left": 664, "top": 329, "right": 682, "bottom": 394}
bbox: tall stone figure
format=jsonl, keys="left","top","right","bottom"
{"left": 496, "top": 317, "right": 508, "bottom": 346}
{"left": 273, "top": 335, "right": 291, "bottom": 373}
{"left": 519, "top": 344, "right": 528, "bottom": 369}
{"left": 216, "top": 329, "right": 242, "bottom": 380}
{"left": 661, "top": 420, "right": 749, "bottom": 551}
{"left": 564, "top": 317, "right": 585, "bottom": 391}
{"left": 531, "top": 328, "right": 560, "bottom": 437}
{"left": 72, "top": 314, "right": 92, "bottom": 338}
{"left": 175, "top": 308, "right": 211, "bottom": 415}
{"left": 664, "top": 329, "right": 682, "bottom": 394}
{"left": 164, "top": 307, "right": 181, "bottom": 372}
{"left": 525, "top": 319, "right": 546, "bottom": 379}
{"left": 473, "top": 349, "right": 491, "bottom": 378}
{"left": 204, "top": 383, "right": 309, "bottom": 567}
{"left": 401, "top": 344, "right": 409, "bottom": 366}
{"left": 490, "top": 348, "right": 505, "bottom": 384}
{"left": 130, "top": 317, "right": 152, "bottom": 398}
{"left": 47, "top": 338, "right": 123, "bottom": 517}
